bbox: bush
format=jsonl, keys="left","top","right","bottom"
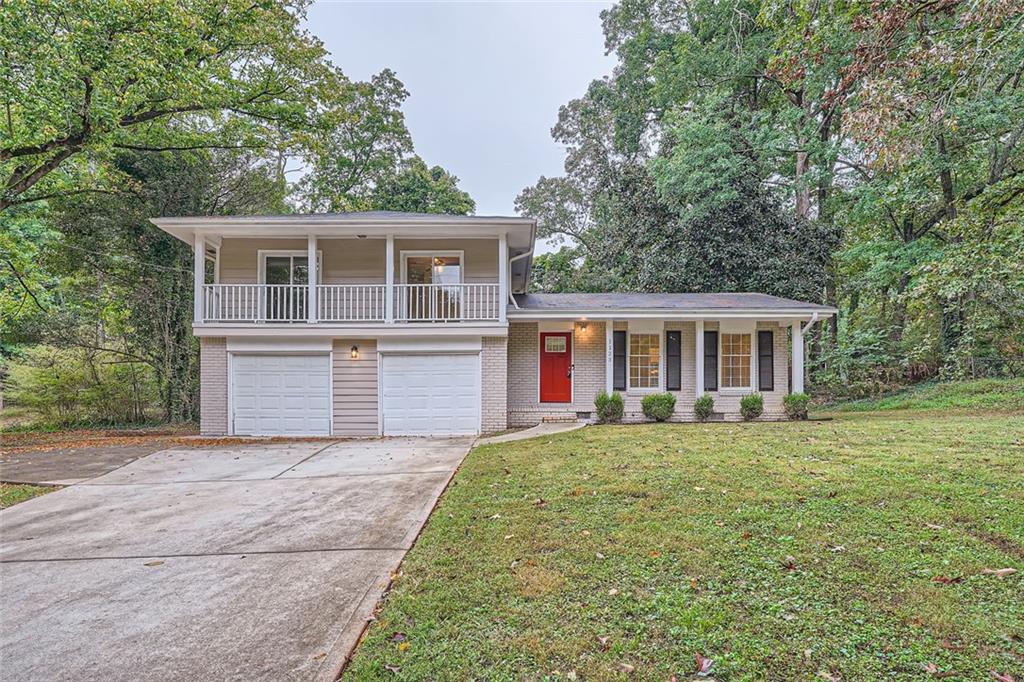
{"left": 694, "top": 393, "right": 714, "bottom": 421}
{"left": 641, "top": 392, "right": 676, "bottom": 422}
{"left": 783, "top": 392, "right": 811, "bottom": 420}
{"left": 739, "top": 393, "right": 764, "bottom": 421}
{"left": 594, "top": 391, "right": 624, "bottom": 423}
{"left": 6, "top": 346, "right": 158, "bottom": 425}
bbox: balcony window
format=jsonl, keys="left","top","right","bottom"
{"left": 402, "top": 252, "right": 463, "bottom": 321}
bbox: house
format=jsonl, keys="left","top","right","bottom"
{"left": 150, "top": 212, "right": 836, "bottom": 436}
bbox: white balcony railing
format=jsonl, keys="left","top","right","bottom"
{"left": 201, "top": 283, "right": 501, "bottom": 323}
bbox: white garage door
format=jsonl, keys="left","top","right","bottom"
{"left": 381, "top": 354, "right": 480, "bottom": 436}
{"left": 231, "top": 354, "right": 331, "bottom": 436}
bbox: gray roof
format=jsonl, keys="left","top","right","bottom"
{"left": 513, "top": 292, "right": 836, "bottom": 313}
{"left": 152, "top": 211, "right": 534, "bottom": 225}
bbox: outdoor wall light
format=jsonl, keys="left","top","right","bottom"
{"left": 350, "top": 345, "right": 359, "bottom": 359}
{"left": 579, "top": 319, "right": 588, "bottom": 331}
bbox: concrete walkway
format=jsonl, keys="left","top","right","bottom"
{"left": 0, "top": 437, "right": 472, "bottom": 681}
{"left": 475, "top": 421, "right": 586, "bottom": 445}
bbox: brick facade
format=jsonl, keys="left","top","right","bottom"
{"left": 508, "top": 320, "right": 792, "bottom": 425}
{"left": 199, "top": 337, "right": 228, "bottom": 435}
{"left": 480, "top": 336, "right": 508, "bottom": 433}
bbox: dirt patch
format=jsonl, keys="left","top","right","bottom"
{"left": 1, "top": 430, "right": 337, "bottom": 456}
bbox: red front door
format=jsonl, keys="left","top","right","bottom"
{"left": 540, "top": 332, "right": 572, "bottom": 403}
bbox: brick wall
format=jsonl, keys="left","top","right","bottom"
{"left": 507, "top": 321, "right": 606, "bottom": 426}
{"left": 199, "top": 337, "right": 228, "bottom": 435}
{"left": 480, "top": 336, "right": 508, "bottom": 433}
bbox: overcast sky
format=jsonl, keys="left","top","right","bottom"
{"left": 305, "top": 1, "right": 615, "bottom": 219}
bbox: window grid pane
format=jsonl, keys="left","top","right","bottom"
{"left": 721, "top": 333, "right": 751, "bottom": 388}
{"left": 628, "top": 334, "right": 660, "bottom": 389}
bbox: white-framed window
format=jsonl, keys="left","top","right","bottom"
{"left": 544, "top": 335, "right": 567, "bottom": 353}
{"left": 629, "top": 333, "right": 660, "bottom": 389}
{"left": 257, "top": 250, "right": 322, "bottom": 284}
{"left": 401, "top": 251, "right": 464, "bottom": 285}
{"left": 720, "top": 332, "right": 752, "bottom": 389}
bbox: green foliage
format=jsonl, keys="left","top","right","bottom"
{"left": 0, "top": 484, "right": 53, "bottom": 509}
{"left": 365, "top": 157, "right": 475, "bottom": 215}
{"left": 739, "top": 393, "right": 764, "bottom": 421}
{"left": 782, "top": 392, "right": 810, "bottom": 420}
{"left": 594, "top": 391, "right": 624, "bottom": 424}
{"left": 0, "top": 0, "right": 353, "bottom": 211}
{"left": 693, "top": 393, "right": 714, "bottom": 421}
{"left": 6, "top": 346, "right": 159, "bottom": 425}
{"left": 640, "top": 392, "right": 676, "bottom": 422}
{"left": 825, "top": 378, "right": 1024, "bottom": 414}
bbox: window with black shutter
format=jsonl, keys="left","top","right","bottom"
{"left": 758, "top": 330, "right": 774, "bottom": 391}
{"left": 666, "top": 330, "right": 681, "bottom": 391}
{"left": 613, "top": 330, "right": 626, "bottom": 391}
{"left": 703, "top": 330, "right": 718, "bottom": 391}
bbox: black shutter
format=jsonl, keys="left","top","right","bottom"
{"left": 613, "top": 330, "right": 626, "bottom": 391}
{"left": 703, "top": 331, "right": 718, "bottom": 391}
{"left": 758, "top": 330, "right": 774, "bottom": 391}
{"left": 666, "top": 330, "right": 681, "bottom": 391}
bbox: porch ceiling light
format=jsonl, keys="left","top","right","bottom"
{"left": 350, "top": 345, "right": 359, "bottom": 359}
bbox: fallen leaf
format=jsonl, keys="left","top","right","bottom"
{"left": 488, "top": 513, "right": 501, "bottom": 520}
{"left": 616, "top": 662, "right": 635, "bottom": 674}
{"left": 990, "top": 673, "right": 1015, "bottom": 682}
{"left": 741, "top": 531, "right": 753, "bottom": 540}
{"left": 397, "top": 641, "right": 410, "bottom": 652}
{"left": 384, "top": 664, "right": 401, "bottom": 673}
{"left": 713, "top": 520, "right": 725, "bottom": 527}
{"left": 504, "top": 534, "right": 514, "bottom": 540}
{"left": 143, "top": 561, "right": 164, "bottom": 567}
{"left": 597, "top": 635, "right": 610, "bottom": 651}
{"left": 389, "top": 632, "right": 406, "bottom": 642}
{"left": 596, "top": 552, "right": 606, "bottom": 559}
{"left": 829, "top": 545, "right": 846, "bottom": 553}
{"left": 931, "top": 575, "right": 963, "bottom": 585}
{"left": 781, "top": 555, "right": 798, "bottom": 570}
{"left": 925, "top": 523, "right": 944, "bottom": 530}
{"left": 980, "top": 568, "right": 1017, "bottom": 578}
{"left": 535, "top": 498, "right": 548, "bottom": 508}
{"left": 695, "top": 652, "right": 714, "bottom": 675}
{"left": 582, "top": 530, "right": 591, "bottom": 537}
{"left": 649, "top": 550, "right": 661, "bottom": 558}
{"left": 608, "top": 588, "right": 619, "bottom": 596}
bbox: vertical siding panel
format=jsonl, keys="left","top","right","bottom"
{"left": 332, "top": 339, "right": 379, "bottom": 436}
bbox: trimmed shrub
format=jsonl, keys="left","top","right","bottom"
{"left": 594, "top": 391, "right": 624, "bottom": 423}
{"left": 641, "top": 392, "right": 676, "bottom": 422}
{"left": 783, "top": 392, "right": 811, "bottom": 420}
{"left": 740, "top": 393, "right": 764, "bottom": 421}
{"left": 694, "top": 393, "right": 714, "bottom": 422}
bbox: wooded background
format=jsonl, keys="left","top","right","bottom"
{"left": 2, "top": 0, "right": 1022, "bottom": 425}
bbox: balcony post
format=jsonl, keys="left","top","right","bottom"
{"left": 385, "top": 234, "right": 394, "bottom": 323}
{"left": 193, "top": 232, "right": 204, "bottom": 323}
{"left": 498, "top": 233, "right": 508, "bottom": 323}
{"left": 307, "top": 235, "right": 317, "bottom": 323}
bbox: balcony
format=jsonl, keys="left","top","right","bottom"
{"left": 201, "top": 283, "right": 503, "bottom": 323}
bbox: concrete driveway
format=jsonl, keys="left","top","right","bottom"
{"left": 0, "top": 437, "right": 473, "bottom": 681}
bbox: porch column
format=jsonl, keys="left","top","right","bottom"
{"left": 384, "top": 234, "right": 395, "bottom": 323}
{"left": 695, "top": 319, "right": 704, "bottom": 396}
{"left": 307, "top": 235, "right": 317, "bottom": 323}
{"left": 791, "top": 321, "right": 804, "bottom": 394}
{"left": 605, "top": 319, "right": 614, "bottom": 393}
{"left": 193, "top": 232, "right": 204, "bottom": 323}
{"left": 498, "top": 233, "right": 508, "bottom": 323}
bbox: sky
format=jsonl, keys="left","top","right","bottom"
{"left": 304, "top": 0, "right": 616, "bottom": 222}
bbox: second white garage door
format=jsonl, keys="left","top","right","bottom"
{"left": 231, "top": 354, "right": 331, "bottom": 436}
{"left": 380, "top": 353, "right": 480, "bottom": 436}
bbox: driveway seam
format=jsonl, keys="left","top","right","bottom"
{"left": 269, "top": 440, "right": 342, "bottom": 479}
{"left": 77, "top": 469, "right": 455, "bottom": 486}
{"left": 0, "top": 547, "right": 409, "bottom": 564}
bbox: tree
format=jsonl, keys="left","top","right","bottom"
{"left": 365, "top": 157, "right": 475, "bottom": 215}
{"left": 0, "top": 0, "right": 349, "bottom": 211}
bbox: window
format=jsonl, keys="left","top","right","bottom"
{"left": 404, "top": 254, "right": 462, "bottom": 285}
{"left": 721, "top": 333, "right": 752, "bottom": 388}
{"left": 629, "top": 333, "right": 660, "bottom": 389}
{"left": 545, "top": 335, "right": 567, "bottom": 353}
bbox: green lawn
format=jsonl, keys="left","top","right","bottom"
{"left": 824, "top": 378, "right": 1024, "bottom": 413}
{"left": 0, "top": 482, "right": 54, "bottom": 508}
{"left": 346, "top": 412, "right": 1023, "bottom": 680}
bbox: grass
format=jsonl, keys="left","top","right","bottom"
{"left": 346, "top": 413, "right": 1024, "bottom": 680}
{"left": 0, "top": 482, "right": 54, "bottom": 508}
{"left": 823, "top": 377, "right": 1024, "bottom": 413}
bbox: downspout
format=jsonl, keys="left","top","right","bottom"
{"left": 507, "top": 247, "right": 533, "bottom": 310}
{"left": 800, "top": 312, "right": 820, "bottom": 335}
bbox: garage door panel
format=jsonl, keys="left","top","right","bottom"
{"left": 381, "top": 354, "right": 479, "bottom": 436}
{"left": 232, "top": 354, "right": 331, "bottom": 436}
